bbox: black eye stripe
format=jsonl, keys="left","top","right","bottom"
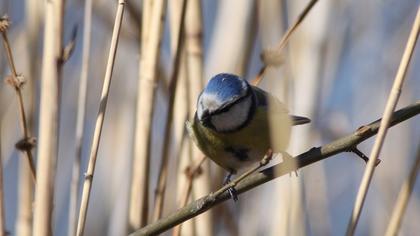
{"left": 210, "top": 90, "right": 251, "bottom": 116}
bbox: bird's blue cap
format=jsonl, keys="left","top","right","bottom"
{"left": 204, "top": 73, "right": 249, "bottom": 102}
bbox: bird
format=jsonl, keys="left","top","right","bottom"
{"left": 186, "top": 73, "right": 310, "bottom": 200}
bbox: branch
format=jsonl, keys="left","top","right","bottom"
{"left": 1, "top": 15, "right": 37, "bottom": 181}
{"left": 130, "top": 101, "right": 420, "bottom": 236}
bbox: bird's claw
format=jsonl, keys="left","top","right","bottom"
{"left": 227, "top": 186, "right": 239, "bottom": 202}
{"left": 224, "top": 172, "right": 239, "bottom": 202}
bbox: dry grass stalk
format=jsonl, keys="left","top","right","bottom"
{"left": 0, "top": 16, "right": 36, "bottom": 181}
{"left": 152, "top": 0, "right": 188, "bottom": 221}
{"left": 128, "top": 0, "right": 166, "bottom": 229}
{"left": 76, "top": 1, "right": 126, "bottom": 235}
{"left": 130, "top": 101, "right": 420, "bottom": 235}
{"left": 32, "top": 0, "right": 65, "bottom": 234}
{"left": 252, "top": 0, "right": 319, "bottom": 86}
{"left": 346, "top": 7, "right": 420, "bottom": 235}
{"left": 385, "top": 144, "right": 420, "bottom": 236}
{"left": 168, "top": 1, "right": 194, "bottom": 234}
{"left": 68, "top": 0, "right": 92, "bottom": 235}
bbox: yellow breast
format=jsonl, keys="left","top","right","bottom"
{"left": 191, "top": 107, "right": 290, "bottom": 172}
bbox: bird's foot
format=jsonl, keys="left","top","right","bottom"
{"left": 227, "top": 186, "right": 238, "bottom": 202}
{"left": 346, "top": 147, "right": 381, "bottom": 166}
{"left": 223, "top": 172, "right": 239, "bottom": 202}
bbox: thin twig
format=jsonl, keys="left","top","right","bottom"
{"left": 152, "top": 0, "right": 189, "bottom": 221}
{"left": 385, "top": 143, "right": 420, "bottom": 236}
{"left": 346, "top": 7, "right": 420, "bottom": 236}
{"left": 0, "top": 16, "right": 36, "bottom": 181}
{"left": 68, "top": 0, "right": 92, "bottom": 235}
{"left": 130, "top": 101, "right": 420, "bottom": 236}
{"left": 128, "top": 0, "right": 166, "bottom": 229}
{"left": 76, "top": 1, "right": 126, "bottom": 235}
{"left": 172, "top": 155, "right": 206, "bottom": 236}
{"left": 251, "top": 0, "right": 319, "bottom": 86}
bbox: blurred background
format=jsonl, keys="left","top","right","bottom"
{"left": 0, "top": 0, "right": 419, "bottom": 235}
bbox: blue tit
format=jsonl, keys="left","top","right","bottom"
{"left": 186, "top": 73, "right": 310, "bottom": 181}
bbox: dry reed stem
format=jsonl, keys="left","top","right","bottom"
{"left": 152, "top": 0, "right": 188, "bottom": 221}
{"left": 128, "top": 0, "right": 166, "bottom": 229}
{"left": 75, "top": 1, "right": 126, "bottom": 235}
{"left": 252, "top": 0, "right": 319, "bottom": 86}
{"left": 385, "top": 144, "right": 420, "bottom": 236}
{"left": 68, "top": 0, "right": 92, "bottom": 235}
{"left": 130, "top": 101, "right": 420, "bottom": 235}
{"left": 172, "top": 156, "right": 206, "bottom": 236}
{"left": 33, "top": 0, "right": 64, "bottom": 234}
{"left": 0, "top": 17, "right": 36, "bottom": 181}
{"left": 346, "top": 7, "right": 420, "bottom": 235}
{"left": 184, "top": 0, "right": 212, "bottom": 234}
{"left": 168, "top": 2, "right": 193, "bottom": 235}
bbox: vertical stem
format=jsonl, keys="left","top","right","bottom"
{"left": 76, "top": 1, "right": 125, "bottom": 235}
{"left": 128, "top": 0, "right": 167, "bottom": 229}
{"left": 68, "top": 0, "right": 92, "bottom": 235}
{"left": 346, "top": 7, "right": 420, "bottom": 235}
{"left": 183, "top": 0, "right": 213, "bottom": 235}
{"left": 152, "top": 0, "right": 188, "bottom": 221}
{"left": 33, "top": 0, "right": 65, "bottom": 234}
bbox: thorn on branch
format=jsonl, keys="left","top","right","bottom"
{"left": 5, "top": 74, "right": 26, "bottom": 90}
{"left": 356, "top": 125, "right": 372, "bottom": 136}
{"left": 0, "top": 15, "right": 10, "bottom": 32}
{"left": 15, "top": 137, "right": 37, "bottom": 151}
{"left": 84, "top": 173, "right": 93, "bottom": 181}
{"left": 60, "top": 24, "right": 78, "bottom": 63}
{"left": 184, "top": 165, "right": 203, "bottom": 179}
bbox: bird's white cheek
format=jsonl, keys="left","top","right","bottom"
{"left": 211, "top": 96, "right": 252, "bottom": 132}
{"left": 197, "top": 104, "right": 203, "bottom": 120}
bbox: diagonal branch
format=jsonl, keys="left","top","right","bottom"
{"left": 130, "top": 101, "right": 420, "bottom": 236}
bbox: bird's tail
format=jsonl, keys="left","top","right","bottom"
{"left": 291, "top": 115, "right": 311, "bottom": 126}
